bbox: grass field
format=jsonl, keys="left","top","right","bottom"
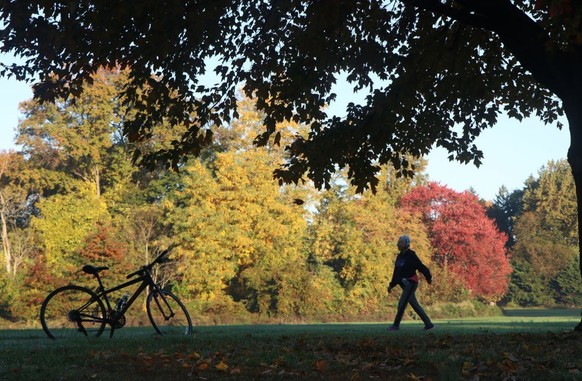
{"left": 1, "top": 309, "right": 581, "bottom": 380}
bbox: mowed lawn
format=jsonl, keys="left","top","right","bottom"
{"left": 1, "top": 309, "right": 581, "bottom": 381}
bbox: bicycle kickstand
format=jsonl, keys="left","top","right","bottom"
{"left": 75, "top": 321, "right": 88, "bottom": 336}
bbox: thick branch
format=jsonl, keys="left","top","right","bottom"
{"left": 410, "top": 0, "right": 568, "bottom": 98}
{"left": 410, "top": 0, "right": 500, "bottom": 31}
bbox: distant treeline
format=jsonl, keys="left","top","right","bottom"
{"left": 0, "top": 69, "right": 579, "bottom": 324}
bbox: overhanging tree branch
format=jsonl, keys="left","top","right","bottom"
{"left": 410, "top": 0, "right": 567, "bottom": 97}
{"left": 409, "top": 0, "right": 499, "bottom": 31}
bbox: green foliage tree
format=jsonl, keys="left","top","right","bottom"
{"left": 31, "top": 181, "right": 109, "bottom": 276}
{"left": 507, "top": 159, "right": 578, "bottom": 305}
{"left": 555, "top": 256, "right": 582, "bottom": 306}
{"left": 0, "top": 151, "right": 32, "bottom": 276}
{"left": 506, "top": 261, "right": 555, "bottom": 306}
{"left": 512, "top": 211, "right": 575, "bottom": 281}
{"left": 507, "top": 211, "right": 572, "bottom": 305}
{"left": 487, "top": 186, "right": 525, "bottom": 249}
{"left": 522, "top": 160, "right": 578, "bottom": 245}
{"left": 16, "top": 68, "right": 129, "bottom": 198}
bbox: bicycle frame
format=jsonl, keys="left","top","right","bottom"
{"left": 98, "top": 271, "right": 158, "bottom": 316}
{"left": 85, "top": 248, "right": 175, "bottom": 337}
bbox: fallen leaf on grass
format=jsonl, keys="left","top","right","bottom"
{"left": 315, "top": 359, "right": 327, "bottom": 371}
{"left": 190, "top": 352, "right": 201, "bottom": 359}
{"left": 215, "top": 361, "right": 229, "bottom": 371}
{"left": 197, "top": 362, "right": 210, "bottom": 371}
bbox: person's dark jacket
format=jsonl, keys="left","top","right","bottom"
{"left": 388, "top": 248, "right": 432, "bottom": 290}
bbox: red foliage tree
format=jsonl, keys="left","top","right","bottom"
{"left": 14, "top": 252, "right": 66, "bottom": 322}
{"left": 76, "top": 222, "right": 131, "bottom": 285}
{"left": 400, "top": 183, "right": 512, "bottom": 301}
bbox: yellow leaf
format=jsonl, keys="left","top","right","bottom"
{"left": 186, "top": 352, "right": 201, "bottom": 360}
{"left": 216, "top": 361, "right": 229, "bottom": 371}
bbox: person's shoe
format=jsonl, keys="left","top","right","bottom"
{"left": 388, "top": 325, "right": 399, "bottom": 331}
{"left": 423, "top": 324, "right": 435, "bottom": 331}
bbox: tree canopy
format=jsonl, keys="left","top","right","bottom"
{"left": 0, "top": 1, "right": 575, "bottom": 191}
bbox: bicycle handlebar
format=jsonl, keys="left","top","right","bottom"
{"left": 152, "top": 244, "right": 176, "bottom": 265}
{"left": 126, "top": 244, "right": 177, "bottom": 279}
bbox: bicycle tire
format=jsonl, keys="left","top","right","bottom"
{"left": 40, "top": 285, "right": 107, "bottom": 339}
{"left": 146, "top": 290, "right": 192, "bottom": 336}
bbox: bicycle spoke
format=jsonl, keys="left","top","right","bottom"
{"left": 40, "top": 285, "right": 107, "bottom": 339}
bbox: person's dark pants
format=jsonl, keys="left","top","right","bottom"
{"left": 393, "top": 279, "right": 432, "bottom": 328}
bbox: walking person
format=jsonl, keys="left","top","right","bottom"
{"left": 387, "top": 235, "right": 434, "bottom": 331}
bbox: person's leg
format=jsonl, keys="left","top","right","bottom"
{"left": 407, "top": 291, "right": 433, "bottom": 328}
{"left": 392, "top": 280, "right": 416, "bottom": 328}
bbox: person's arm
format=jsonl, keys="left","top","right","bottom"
{"left": 388, "top": 256, "right": 400, "bottom": 291}
{"left": 414, "top": 253, "right": 432, "bottom": 284}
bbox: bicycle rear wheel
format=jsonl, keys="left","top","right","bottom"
{"left": 40, "top": 285, "right": 107, "bottom": 339}
{"left": 146, "top": 290, "right": 192, "bottom": 336}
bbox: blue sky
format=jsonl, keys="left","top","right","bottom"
{"left": 0, "top": 75, "right": 31, "bottom": 150}
{"left": 425, "top": 117, "right": 569, "bottom": 200}
{"left": 0, "top": 67, "right": 570, "bottom": 201}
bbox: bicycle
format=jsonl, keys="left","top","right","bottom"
{"left": 40, "top": 245, "right": 193, "bottom": 339}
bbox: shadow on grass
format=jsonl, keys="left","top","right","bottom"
{"left": 502, "top": 308, "right": 580, "bottom": 318}
{"left": 432, "top": 319, "right": 578, "bottom": 333}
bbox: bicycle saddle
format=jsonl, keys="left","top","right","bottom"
{"left": 82, "top": 265, "right": 109, "bottom": 275}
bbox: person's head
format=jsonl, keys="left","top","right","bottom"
{"left": 397, "top": 235, "right": 411, "bottom": 252}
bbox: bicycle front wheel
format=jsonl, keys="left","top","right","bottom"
{"left": 40, "top": 285, "right": 107, "bottom": 339}
{"left": 146, "top": 290, "right": 192, "bottom": 336}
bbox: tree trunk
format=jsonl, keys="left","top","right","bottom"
{"left": 565, "top": 103, "right": 582, "bottom": 331}
{"left": 0, "top": 193, "right": 12, "bottom": 275}
{"left": 94, "top": 165, "right": 101, "bottom": 198}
